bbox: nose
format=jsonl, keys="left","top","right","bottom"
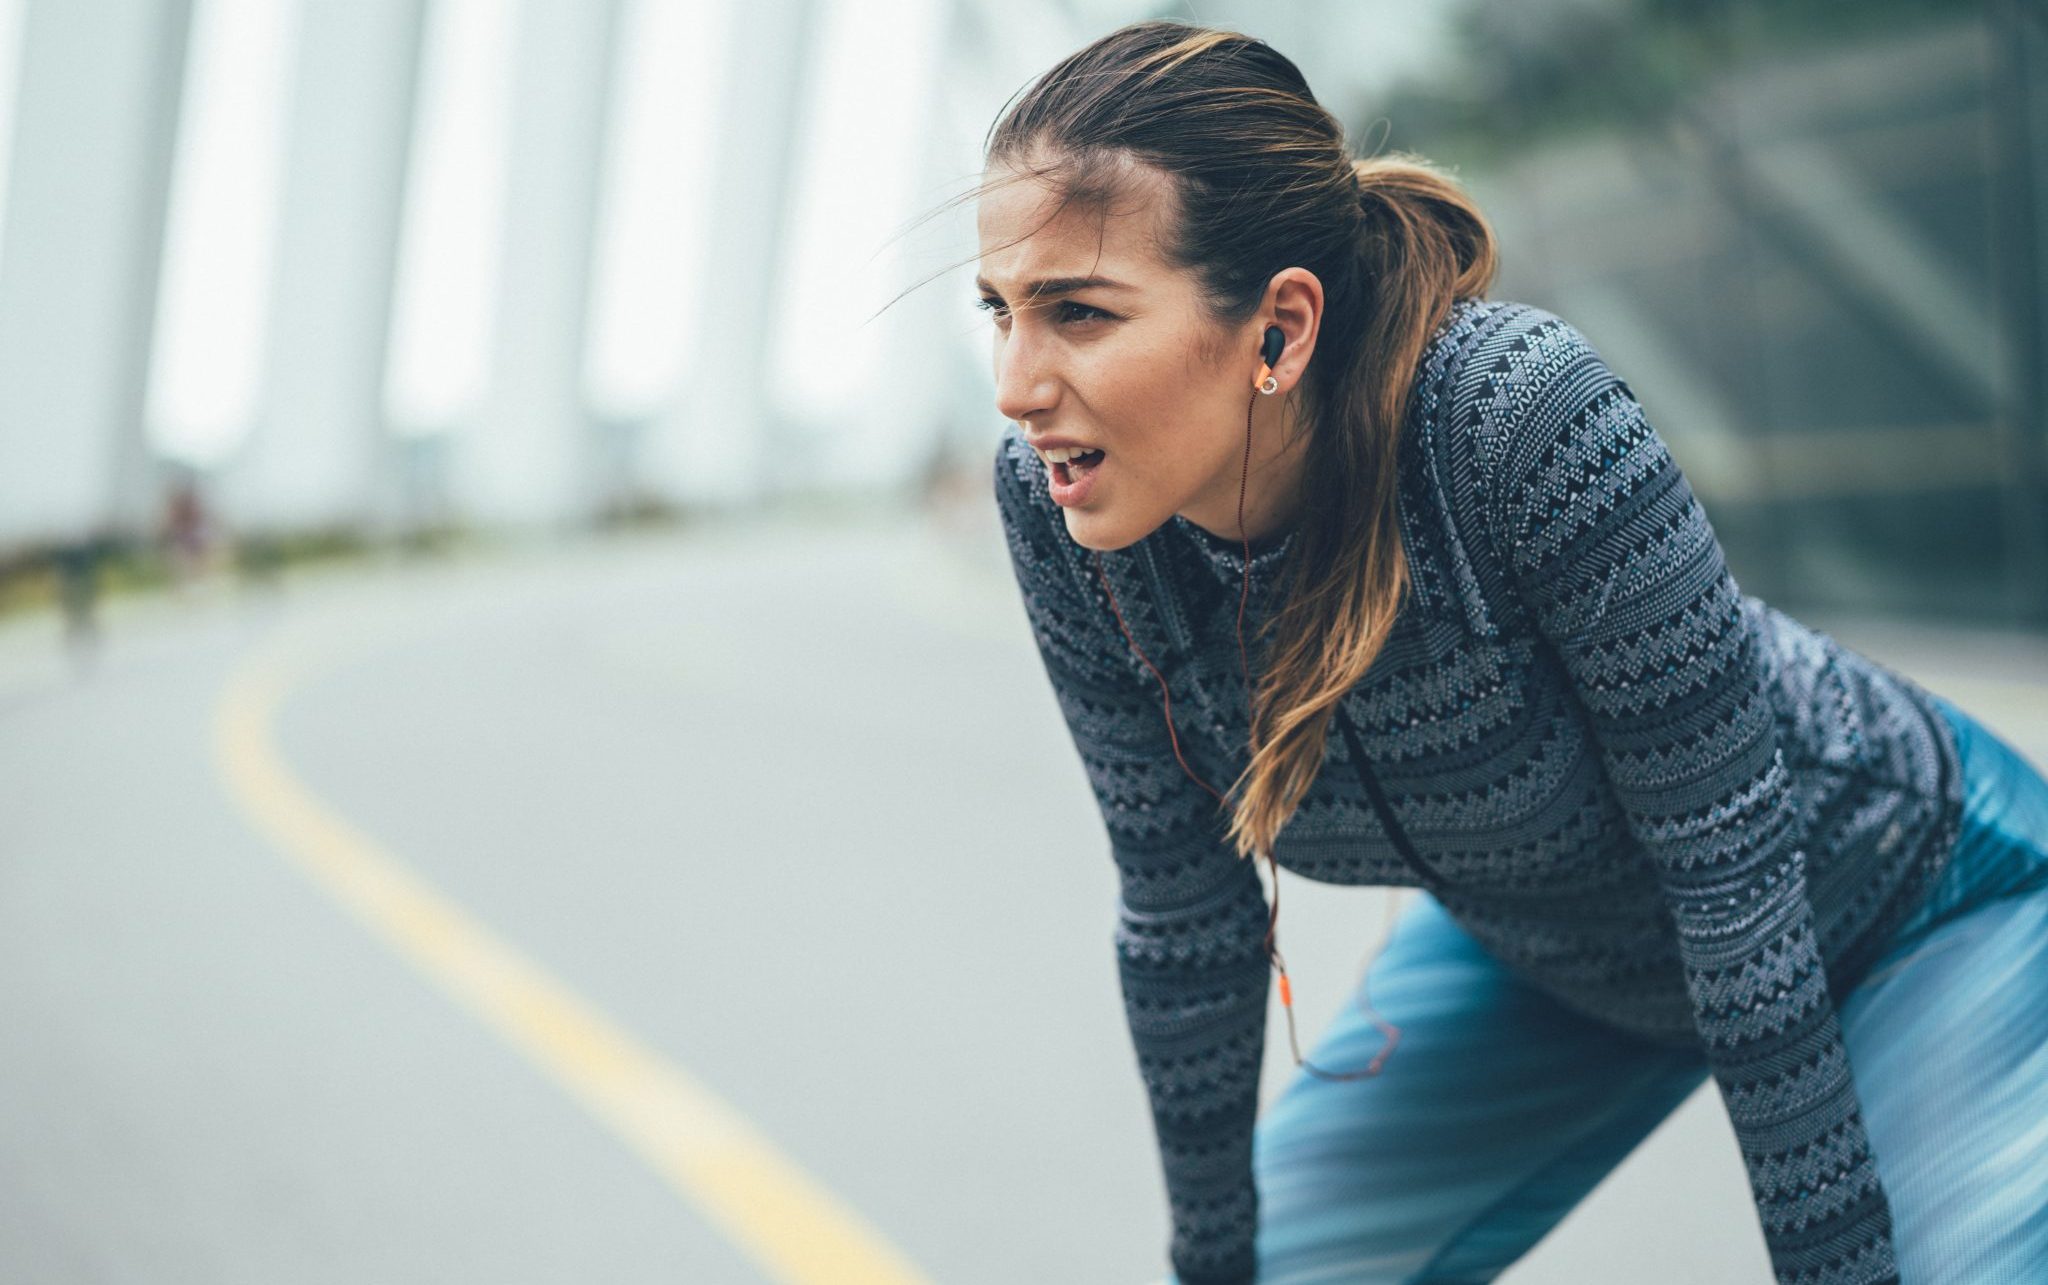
{"left": 993, "top": 326, "right": 1057, "bottom": 425}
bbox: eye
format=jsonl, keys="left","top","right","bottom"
{"left": 974, "top": 297, "right": 1109, "bottom": 327}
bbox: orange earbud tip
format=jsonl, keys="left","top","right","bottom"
{"left": 1278, "top": 975, "right": 1293, "bottom": 1007}
{"left": 1252, "top": 363, "right": 1273, "bottom": 391}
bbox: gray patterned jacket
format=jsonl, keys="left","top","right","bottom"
{"left": 993, "top": 297, "right": 1961, "bottom": 1285}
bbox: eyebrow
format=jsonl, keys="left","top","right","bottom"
{"left": 974, "top": 274, "right": 1134, "bottom": 299}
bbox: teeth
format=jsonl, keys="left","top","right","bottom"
{"left": 1038, "top": 446, "right": 1098, "bottom": 464}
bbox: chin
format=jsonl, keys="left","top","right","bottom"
{"left": 1062, "top": 507, "right": 1155, "bottom": 553}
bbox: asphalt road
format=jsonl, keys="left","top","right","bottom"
{"left": 0, "top": 504, "right": 2040, "bottom": 1284}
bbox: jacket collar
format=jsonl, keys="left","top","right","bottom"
{"left": 1169, "top": 511, "right": 1297, "bottom": 587}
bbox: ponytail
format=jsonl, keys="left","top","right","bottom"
{"left": 1222, "top": 152, "right": 1496, "bottom": 864}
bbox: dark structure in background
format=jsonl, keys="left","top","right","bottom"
{"left": 1365, "top": 0, "right": 2048, "bottom": 625}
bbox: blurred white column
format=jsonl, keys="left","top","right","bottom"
{"left": 0, "top": 0, "right": 193, "bottom": 549}
{"left": 890, "top": 0, "right": 983, "bottom": 480}
{"left": 222, "top": 0, "right": 427, "bottom": 539}
{"left": 639, "top": 0, "right": 821, "bottom": 511}
{"left": 450, "top": 0, "right": 623, "bottom": 535}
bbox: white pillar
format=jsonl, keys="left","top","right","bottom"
{"left": 639, "top": 0, "right": 822, "bottom": 511}
{"left": 222, "top": 0, "right": 428, "bottom": 540}
{"left": 899, "top": 0, "right": 993, "bottom": 479}
{"left": 0, "top": 0, "right": 193, "bottom": 549}
{"left": 450, "top": 0, "right": 623, "bottom": 535}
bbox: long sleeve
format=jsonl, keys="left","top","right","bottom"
{"left": 1472, "top": 315, "right": 1900, "bottom": 1285}
{"left": 993, "top": 435, "right": 1271, "bottom": 1285}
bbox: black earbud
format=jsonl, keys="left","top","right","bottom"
{"left": 1261, "top": 324, "right": 1284, "bottom": 371}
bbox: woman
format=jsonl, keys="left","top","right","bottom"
{"left": 975, "top": 19, "right": 2048, "bottom": 1285}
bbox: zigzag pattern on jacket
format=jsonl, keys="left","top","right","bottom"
{"left": 995, "top": 297, "right": 1963, "bottom": 1285}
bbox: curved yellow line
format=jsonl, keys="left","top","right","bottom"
{"left": 213, "top": 616, "right": 933, "bottom": 1285}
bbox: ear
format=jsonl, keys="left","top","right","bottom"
{"left": 1259, "top": 268, "right": 1324, "bottom": 393}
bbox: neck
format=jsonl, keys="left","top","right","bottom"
{"left": 1180, "top": 398, "right": 1311, "bottom": 546}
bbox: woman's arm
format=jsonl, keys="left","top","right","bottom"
{"left": 994, "top": 432, "right": 1271, "bottom": 1285}
{"left": 1472, "top": 310, "right": 1900, "bottom": 1285}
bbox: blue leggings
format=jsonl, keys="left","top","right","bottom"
{"left": 1233, "top": 694, "right": 2048, "bottom": 1283}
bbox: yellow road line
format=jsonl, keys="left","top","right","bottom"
{"left": 213, "top": 617, "right": 933, "bottom": 1285}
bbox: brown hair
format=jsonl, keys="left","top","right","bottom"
{"left": 934, "top": 20, "right": 1497, "bottom": 862}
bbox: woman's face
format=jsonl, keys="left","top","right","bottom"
{"left": 975, "top": 164, "right": 1315, "bottom": 552}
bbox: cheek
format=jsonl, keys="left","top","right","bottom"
{"left": 1084, "top": 336, "right": 1231, "bottom": 491}
{"left": 1102, "top": 361, "right": 1205, "bottom": 450}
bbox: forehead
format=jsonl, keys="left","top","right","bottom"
{"left": 974, "top": 165, "right": 1171, "bottom": 290}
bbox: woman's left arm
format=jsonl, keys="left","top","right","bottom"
{"left": 1472, "top": 310, "right": 1900, "bottom": 1285}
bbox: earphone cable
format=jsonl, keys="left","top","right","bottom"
{"left": 1087, "top": 363, "right": 1402, "bottom": 1083}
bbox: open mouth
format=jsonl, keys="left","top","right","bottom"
{"left": 1052, "top": 448, "right": 1106, "bottom": 485}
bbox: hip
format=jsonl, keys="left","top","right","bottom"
{"left": 1880, "top": 691, "right": 2048, "bottom": 959}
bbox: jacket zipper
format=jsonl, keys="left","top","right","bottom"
{"left": 1331, "top": 701, "right": 1451, "bottom": 895}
